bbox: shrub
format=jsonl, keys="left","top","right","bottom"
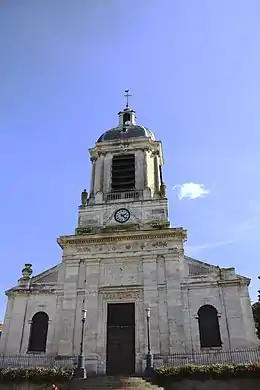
{"left": 0, "top": 367, "right": 73, "bottom": 383}
{"left": 154, "top": 364, "right": 260, "bottom": 384}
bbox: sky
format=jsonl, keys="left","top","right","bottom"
{"left": 0, "top": 0, "right": 260, "bottom": 320}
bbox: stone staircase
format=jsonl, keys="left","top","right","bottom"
{"left": 65, "top": 376, "right": 163, "bottom": 389}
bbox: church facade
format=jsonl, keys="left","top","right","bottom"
{"left": 0, "top": 101, "right": 258, "bottom": 374}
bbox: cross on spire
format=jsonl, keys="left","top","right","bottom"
{"left": 124, "top": 89, "right": 132, "bottom": 108}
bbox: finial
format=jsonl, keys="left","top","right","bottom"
{"left": 20, "top": 264, "right": 33, "bottom": 279}
{"left": 124, "top": 89, "right": 132, "bottom": 108}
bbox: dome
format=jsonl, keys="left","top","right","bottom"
{"left": 97, "top": 125, "right": 155, "bottom": 143}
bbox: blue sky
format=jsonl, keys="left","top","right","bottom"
{"left": 0, "top": 1, "right": 259, "bottom": 320}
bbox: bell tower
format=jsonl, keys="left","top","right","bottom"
{"left": 76, "top": 94, "right": 170, "bottom": 234}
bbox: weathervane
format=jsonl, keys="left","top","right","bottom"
{"left": 124, "top": 89, "right": 132, "bottom": 108}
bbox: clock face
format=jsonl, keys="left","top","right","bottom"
{"left": 114, "top": 208, "right": 130, "bottom": 223}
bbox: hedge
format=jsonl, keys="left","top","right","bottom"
{"left": 0, "top": 367, "right": 73, "bottom": 383}
{"left": 154, "top": 364, "right": 260, "bottom": 384}
{"left": 0, "top": 364, "right": 260, "bottom": 384}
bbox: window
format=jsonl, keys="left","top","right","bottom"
{"left": 198, "top": 305, "right": 222, "bottom": 348}
{"left": 28, "top": 312, "right": 49, "bottom": 352}
{"left": 112, "top": 154, "right": 135, "bottom": 192}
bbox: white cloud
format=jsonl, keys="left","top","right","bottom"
{"left": 172, "top": 182, "right": 210, "bottom": 200}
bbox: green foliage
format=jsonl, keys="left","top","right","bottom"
{"left": 154, "top": 364, "right": 260, "bottom": 384}
{"left": 252, "top": 302, "right": 260, "bottom": 339}
{"left": 0, "top": 367, "right": 73, "bottom": 383}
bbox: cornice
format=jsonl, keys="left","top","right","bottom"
{"left": 57, "top": 228, "right": 187, "bottom": 248}
{"left": 89, "top": 139, "right": 162, "bottom": 155}
{"left": 6, "top": 286, "right": 62, "bottom": 297}
{"left": 181, "top": 278, "right": 247, "bottom": 289}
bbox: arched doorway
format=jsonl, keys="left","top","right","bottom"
{"left": 28, "top": 311, "right": 49, "bottom": 352}
{"left": 198, "top": 305, "right": 222, "bottom": 348}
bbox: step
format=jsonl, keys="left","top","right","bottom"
{"left": 65, "top": 376, "right": 163, "bottom": 390}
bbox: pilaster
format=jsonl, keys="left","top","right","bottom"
{"left": 58, "top": 261, "right": 80, "bottom": 355}
{"left": 156, "top": 255, "right": 170, "bottom": 354}
{"left": 165, "top": 250, "right": 185, "bottom": 353}
{"left": 5, "top": 294, "right": 29, "bottom": 354}
{"left": 103, "top": 153, "right": 113, "bottom": 193}
{"left": 0, "top": 295, "right": 14, "bottom": 354}
{"left": 84, "top": 262, "right": 100, "bottom": 357}
{"left": 153, "top": 151, "right": 160, "bottom": 196}
{"left": 142, "top": 256, "right": 160, "bottom": 354}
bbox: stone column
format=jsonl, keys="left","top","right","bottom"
{"left": 165, "top": 250, "right": 186, "bottom": 353}
{"left": 94, "top": 156, "right": 102, "bottom": 194}
{"left": 153, "top": 151, "right": 160, "bottom": 195}
{"left": 143, "top": 149, "right": 148, "bottom": 188}
{"left": 99, "top": 153, "right": 105, "bottom": 193}
{"left": 90, "top": 157, "right": 96, "bottom": 197}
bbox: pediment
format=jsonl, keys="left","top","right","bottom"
{"left": 185, "top": 255, "right": 218, "bottom": 276}
{"left": 184, "top": 255, "right": 250, "bottom": 284}
{"left": 31, "top": 264, "right": 60, "bottom": 284}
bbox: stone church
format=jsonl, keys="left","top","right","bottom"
{"left": 0, "top": 100, "right": 258, "bottom": 374}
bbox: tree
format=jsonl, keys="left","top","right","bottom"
{"left": 252, "top": 301, "right": 260, "bottom": 339}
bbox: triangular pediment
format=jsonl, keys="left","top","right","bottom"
{"left": 5, "top": 263, "right": 61, "bottom": 295}
{"left": 185, "top": 255, "right": 217, "bottom": 276}
{"left": 30, "top": 264, "right": 61, "bottom": 284}
{"left": 184, "top": 255, "right": 250, "bottom": 284}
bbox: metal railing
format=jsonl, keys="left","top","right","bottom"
{"left": 153, "top": 348, "right": 260, "bottom": 368}
{"left": 0, "top": 354, "right": 77, "bottom": 369}
{"left": 0, "top": 348, "right": 259, "bottom": 370}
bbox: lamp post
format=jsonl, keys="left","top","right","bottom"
{"left": 144, "top": 307, "right": 153, "bottom": 377}
{"left": 74, "top": 309, "right": 87, "bottom": 379}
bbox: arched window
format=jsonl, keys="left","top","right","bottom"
{"left": 123, "top": 113, "right": 130, "bottom": 124}
{"left": 28, "top": 312, "right": 49, "bottom": 352}
{"left": 198, "top": 305, "right": 222, "bottom": 348}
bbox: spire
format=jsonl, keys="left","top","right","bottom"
{"left": 124, "top": 89, "right": 132, "bottom": 109}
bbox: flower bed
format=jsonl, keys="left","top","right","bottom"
{"left": 0, "top": 367, "right": 73, "bottom": 383}
{"left": 154, "top": 364, "right": 260, "bottom": 385}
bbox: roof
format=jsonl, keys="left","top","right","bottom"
{"left": 97, "top": 125, "right": 155, "bottom": 143}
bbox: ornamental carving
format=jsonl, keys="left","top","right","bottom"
{"left": 76, "top": 247, "right": 91, "bottom": 253}
{"left": 152, "top": 241, "right": 168, "bottom": 248}
{"left": 101, "top": 290, "right": 141, "bottom": 301}
{"left": 57, "top": 228, "right": 187, "bottom": 248}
